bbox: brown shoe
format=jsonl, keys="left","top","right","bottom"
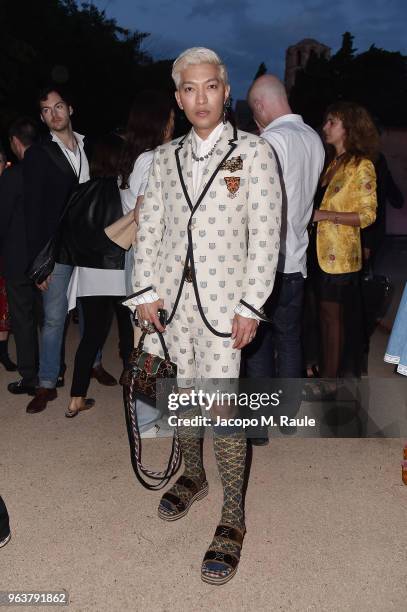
{"left": 26, "top": 387, "right": 57, "bottom": 414}
{"left": 91, "top": 365, "right": 117, "bottom": 386}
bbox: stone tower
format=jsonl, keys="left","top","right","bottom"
{"left": 285, "top": 38, "right": 331, "bottom": 92}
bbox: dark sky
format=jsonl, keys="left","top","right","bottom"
{"left": 93, "top": 0, "right": 407, "bottom": 100}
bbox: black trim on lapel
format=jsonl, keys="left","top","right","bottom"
{"left": 191, "top": 124, "right": 238, "bottom": 216}
{"left": 175, "top": 135, "right": 193, "bottom": 212}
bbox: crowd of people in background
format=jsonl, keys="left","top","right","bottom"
{"left": 1, "top": 46, "right": 406, "bottom": 585}
{"left": 0, "top": 75, "right": 404, "bottom": 425}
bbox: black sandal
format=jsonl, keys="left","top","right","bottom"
{"left": 201, "top": 524, "right": 246, "bottom": 585}
{"left": 157, "top": 474, "right": 208, "bottom": 521}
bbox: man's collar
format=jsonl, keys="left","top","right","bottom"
{"left": 263, "top": 114, "right": 303, "bottom": 132}
{"left": 192, "top": 121, "right": 225, "bottom": 148}
{"left": 50, "top": 130, "right": 84, "bottom": 145}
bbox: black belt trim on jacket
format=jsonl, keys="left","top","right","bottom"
{"left": 166, "top": 260, "right": 188, "bottom": 325}
{"left": 187, "top": 236, "right": 232, "bottom": 338}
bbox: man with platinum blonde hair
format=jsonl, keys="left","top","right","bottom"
{"left": 124, "top": 48, "right": 282, "bottom": 585}
{"left": 171, "top": 46, "right": 228, "bottom": 88}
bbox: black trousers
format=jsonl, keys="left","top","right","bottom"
{"left": 70, "top": 296, "right": 132, "bottom": 397}
{"left": 0, "top": 496, "right": 10, "bottom": 540}
{"left": 6, "top": 275, "right": 42, "bottom": 386}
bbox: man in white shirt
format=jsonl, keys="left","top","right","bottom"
{"left": 244, "top": 75, "right": 324, "bottom": 386}
{"left": 124, "top": 47, "right": 281, "bottom": 584}
{"left": 24, "top": 87, "right": 115, "bottom": 414}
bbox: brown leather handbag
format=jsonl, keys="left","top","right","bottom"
{"left": 120, "top": 331, "right": 181, "bottom": 490}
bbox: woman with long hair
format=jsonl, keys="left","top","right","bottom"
{"left": 61, "top": 133, "right": 133, "bottom": 417}
{"left": 119, "top": 90, "right": 175, "bottom": 293}
{"left": 306, "top": 102, "right": 379, "bottom": 399}
{"left": 116, "top": 91, "right": 175, "bottom": 434}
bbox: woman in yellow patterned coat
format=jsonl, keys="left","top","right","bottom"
{"left": 309, "top": 102, "right": 378, "bottom": 397}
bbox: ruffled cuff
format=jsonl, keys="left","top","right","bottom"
{"left": 233, "top": 302, "right": 261, "bottom": 322}
{"left": 122, "top": 288, "right": 160, "bottom": 312}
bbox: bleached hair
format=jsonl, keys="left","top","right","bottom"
{"left": 172, "top": 47, "right": 228, "bottom": 89}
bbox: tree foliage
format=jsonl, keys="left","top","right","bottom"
{"left": 0, "top": 0, "right": 174, "bottom": 136}
{"left": 289, "top": 32, "right": 407, "bottom": 128}
{"left": 254, "top": 62, "right": 267, "bottom": 80}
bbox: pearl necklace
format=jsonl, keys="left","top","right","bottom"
{"left": 190, "top": 135, "right": 222, "bottom": 162}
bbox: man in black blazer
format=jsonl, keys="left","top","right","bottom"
{"left": 0, "top": 117, "right": 41, "bottom": 395}
{"left": 24, "top": 87, "right": 116, "bottom": 414}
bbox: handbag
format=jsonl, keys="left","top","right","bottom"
{"left": 121, "top": 330, "right": 178, "bottom": 400}
{"left": 120, "top": 330, "right": 181, "bottom": 490}
{"left": 26, "top": 141, "right": 79, "bottom": 284}
{"left": 26, "top": 235, "right": 58, "bottom": 284}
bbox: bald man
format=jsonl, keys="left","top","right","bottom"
{"left": 243, "top": 75, "right": 324, "bottom": 399}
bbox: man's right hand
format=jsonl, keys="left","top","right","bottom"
{"left": 36, "top": 275, "right": 51, "bottom": 291}
{"left": 136, "top": 299, "right": 165, "bottom": 333}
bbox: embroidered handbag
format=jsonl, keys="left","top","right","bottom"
{"left": 120, "top": 330, "right": 177, "bottom": 400}
{"left": 120, "top": 331, "right": 181, "bottom": 490}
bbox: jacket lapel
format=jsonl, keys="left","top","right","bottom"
{"left": 192, "top": 122, "right": 238, "bottom": 214}
{"left": 42, "top": 140, "right": 78, "bottom": 181}
{"left": 175, "top": 123, "right": 238, "bottom": 214}
{"left": 175, "top": 132, "right": 193, "bottom": 211}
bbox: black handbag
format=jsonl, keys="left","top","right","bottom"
{"left": 26, "top": 141, "right": 78, "bottom": 284}
{"left": 121, "top": 331, "right": 181, "bottom": 490}
{"left": 26, "top": 235, "right": 58, "bottom": 284}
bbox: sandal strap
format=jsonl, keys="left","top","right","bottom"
{"left": 214, "top": 524, "right": 245, "bottom": 547}
{"left": 159, "top": 474, "right": 207, "bottom": 514}
{"left": 176, "top": 474, "right": 201, "bottom": 495}
{"left": 203, "top": 550, "right": 239, "bottom": 570}
{"left": 161, "top": 491, "right": 186, "bottom": 512}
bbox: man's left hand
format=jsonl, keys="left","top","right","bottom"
{"left": 231, "top": 314, "right": 258, "bottom": 349}
{"left": 36, "top": 274, "right": 51, "bottom": 291}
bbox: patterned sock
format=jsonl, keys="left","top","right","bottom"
{"left": 177, "top": 404, "right": 205, "bottom": 480}
{"left": 213, "top": 428, "right": 247, "bottom": 529}
{"left": 158, "top": 405, "right": 206, "bottom": 515}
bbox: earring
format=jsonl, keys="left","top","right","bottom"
{"left": 223, "top": 97, "right": 231, "bottom": 124}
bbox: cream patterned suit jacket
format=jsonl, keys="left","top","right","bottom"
{"left": 127, "top": 122, "right": 282, "bottom": 338}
